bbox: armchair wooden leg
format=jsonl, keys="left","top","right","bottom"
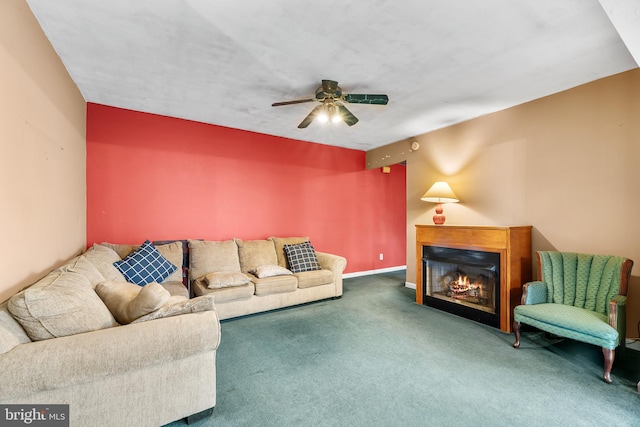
{"left": 602, "top": 348, "right": 615, "bottom": 384}
{"left": 512, "top": 321, "right": 521, "bottom": 349}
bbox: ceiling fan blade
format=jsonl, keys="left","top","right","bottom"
{"left": 322, "top": 80, "right": 339, "bottom": 94}
{"left": 298, "top": 104, "right": 324, "bottom": 128}
{"left": 337, "top": 104, "right": 359, "bottom": 126}
{"left": 272, "top": 98, "right": 316, "bottom": 107}
{"left": 343, "top": 94, "right": 389, "bottom": 105}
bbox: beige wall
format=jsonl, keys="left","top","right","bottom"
{"left": 0, "top": 0, "right": 86, "bottom": 302}
{"left": 404, "top": 68, "right": 640, "bottom": 337}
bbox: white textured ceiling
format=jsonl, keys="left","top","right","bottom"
{"left": 26, "top": 0, "right": 639, "bottom": 151}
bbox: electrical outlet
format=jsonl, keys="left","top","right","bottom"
{"left": 379, "top": 253, "right": 384, "bottom": 261}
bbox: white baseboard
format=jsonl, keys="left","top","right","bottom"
{"left": 343, "top": 265, "right": 406, "bottom": 279}
{"left": 627, "top": 339, "right": 640, "bottom": 351}
{"left": 405, "top": 282, "right": 416, "bottom": 289}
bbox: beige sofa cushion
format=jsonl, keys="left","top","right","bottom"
{"left": 131, "top": 295, "right": 216, "bottom": 323}
{"left": 269, "top": 236, "right": 309, "bottom": 268}
{"left": 160, "top": 281, "right": 189, "bottom": 300}
{"left": 101, "top": 242, "right": 138, "bottom": 259}
{"left": 295, "top": 269, "right": 334, "bottom": 289}
{"left": 250, "top": 264, "right": 293, "bottom": 278}
{"left": 8, "top": 271, "right": 117, "bottom": 341}
{"left": 193, "top": 279, "right": 255, "bottom": 303}
{"left": 204, "top": 271, "right": 251, "bottom": 289}
{"left": 252, "top": 275, "right": 298, "bottom": 296}
{"left": 155, "top": 241, "right": 185, "bottom": 282}
{"left": 83, "top": 243, "right": 127, "bottom": 282}
{"left": 0, "top": 324, "right": 20, "bottom": 355}
{"left": 189, "top": 239, "right": 241, "bottom": 279}
{"left": 95, "top": 281, "right": 171, "bottom": 324}
{"left": 62, "top": 255, "right": 107, "bottom": 287}
{"left": 236, "top": 239, "right": 278, "bottom": 273}
{"left": 0, "top": 302, "right": 32, "bottom": 354}
{"left": 102, "top": 241, "right": 184, "bottom": 283}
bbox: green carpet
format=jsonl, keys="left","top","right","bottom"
{"left": 168, "top": 271, "right": 640, "bottom": 427}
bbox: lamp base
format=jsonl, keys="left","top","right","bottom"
{"left": 432, "top": 203, "right": 446, "bottom": 225}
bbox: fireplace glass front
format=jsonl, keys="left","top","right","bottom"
{"left": 423, "top": 246, "right": 500, "bottom": 327}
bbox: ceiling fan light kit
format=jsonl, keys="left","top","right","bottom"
{"left": 272, "top": 80, "right": 388, "bottom": 128}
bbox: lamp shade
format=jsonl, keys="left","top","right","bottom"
{"left": 421, "top": 182, "right": 459, "bottom": 203}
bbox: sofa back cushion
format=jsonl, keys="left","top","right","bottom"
{"left": 268, "top": 236, "right": 310, "bottom": 269}
{"left": 188, "top": 239, "right": 240, "bottom": 280}
{"left": 236, "top": 239, "right": 278, "bottom": 273}
{"left": 83, "top": 243, "right": 127, "bottom": 282}
{"left": 539, "top": 251, "right": 628, "bottom": 314}
{"left": 62, "top": 254, "right": 107, "bottom": 288}
{"left": 102, "top": 241, "right": 184, "bottom": 283}
{"left": 8, "top": 270, "right": 117, "bottom": 341}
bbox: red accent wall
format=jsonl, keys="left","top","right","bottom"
{"left": 86, "top": 103, "right": 406, "bottom": 273}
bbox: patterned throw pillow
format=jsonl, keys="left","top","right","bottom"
{"left": 131, "top": 295, "right": 216, "bottom": 324}
{"left": 114, "top": 240, "right": 177, "bottom": 286}
{"left": 204, "top": 271, "right": 251, "bottom": 289}
{"left": 283, "top": 241, "right": 321, "bottom": 273}
{"left": 249, "top": 264, "right": 293, "bottom": 278}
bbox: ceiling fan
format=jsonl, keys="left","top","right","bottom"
{"left": 272, "top": 80, "right": 389, "bottom": 128}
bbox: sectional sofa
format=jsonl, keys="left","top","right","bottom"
{"left": 0, "top": 242, "right": 219, "bottom": 426}
{"left": 0, "top": 236, "right": 346, "bottom": 426}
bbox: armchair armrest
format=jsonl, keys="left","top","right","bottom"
{"left": 608, "top": 295, "right": 627, "bottom": 343}
{"left": 521, "top": 281, "right": 547, "bottom": 305}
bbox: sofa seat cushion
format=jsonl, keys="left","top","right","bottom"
{"left": 251, "top": 275, "right": 298, "bottom": 296}
{"left": 189, "top": 239, "right": 241, "bottom": 279}
{"left": 295, "top": 269, "right": 333, "bottom": 289}
{"left": 8, "top": 271, "right": 117, "bottom": 341}
{"left": 193, "top": 279, "right": 255, "bottom": 303}
{"left": 514, "top": 303, "right": 618, "bottom": 348}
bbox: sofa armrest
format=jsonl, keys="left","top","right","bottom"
{"left": 316, "top": 252, "right": 347, "bottom": 296}
{"left": 0, "top": 310, "right": 220, "bottom": 399}
{"left": 521, "top": 281, "right": 547, "bottom": 305}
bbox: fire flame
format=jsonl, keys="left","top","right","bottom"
{"left": 450, "top": 274, "right": 480, "bottom": 293}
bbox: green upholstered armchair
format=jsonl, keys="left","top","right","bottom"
{"left": 513, "top": 251, "right": 633, "bottom": 384}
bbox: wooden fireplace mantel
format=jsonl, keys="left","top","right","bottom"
{"left": 416, "top": 225, "right": 532, "bottom": 332}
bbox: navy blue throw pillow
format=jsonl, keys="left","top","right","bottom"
{"left": 114, "top": 240, "right": 177, "bottom": 286}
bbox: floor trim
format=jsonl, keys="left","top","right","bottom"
{"left": 343, "top": 266, "right": 406, "bottom": 279}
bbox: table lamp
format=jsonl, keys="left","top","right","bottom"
{"left": 421, "top": 181, "right": 459, "bottom": 225}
